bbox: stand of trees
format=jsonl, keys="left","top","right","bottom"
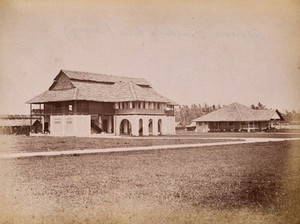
{"left": 284, "top": 110, "right": 300, "bottom": 122}
{"left": 251, "top": 102, "right": 266, "bottom": 110}
{"left": 175, "top": 104, "right": 221, "bottom": 126}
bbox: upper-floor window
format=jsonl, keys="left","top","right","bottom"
{"left": 68, "top": 104, "right": 73, "bottom": 111}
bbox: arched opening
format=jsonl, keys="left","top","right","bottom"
{"left": 120, "top": 119, "right": 132, "bottom": 135}
{"left": 148, "top": 119, "right": 153, "bottom": 135}
{"left": 139, "top": 119, "right": 143, "bottom": 136}
{"left": 158, "top": 119, "right": 162, "bottom": 135}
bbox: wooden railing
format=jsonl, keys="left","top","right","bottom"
{"left": 33, "top": 107, "right": 89, "bottom": 115}
{"left": 32, "top": 107, "right": 175, "bottom": 116}
{"left": 116, "top": 108, "right": 165, "bottom": 115}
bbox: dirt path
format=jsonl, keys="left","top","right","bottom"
{"left": 1, "top": 137, "right": 299, "bottom": 159}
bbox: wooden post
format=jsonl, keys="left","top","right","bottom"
{"left": 30, "top": 104, "right": 32, "bottom": 133}
{"left": 62, "top": 102, "right": 65, "bottom": 115}
{"left": 74, "top": 101, "right": 77, "bottom": 115}
{"left": 39, "top": 104, "right": 43, "bottom": 133}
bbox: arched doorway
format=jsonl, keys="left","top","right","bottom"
{"left": 120, "top": 119, "right": 132, "bottom": 135}
{"left": 148, "top": 119, "right": 153, "bottom": 135}
{"left": 158, "top": 119, "right": 162, "bottom": 135}
{"left": 139, "top": 119, "right": 143, "bottom": 136}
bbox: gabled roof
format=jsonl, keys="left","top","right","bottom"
{"left": 186, "top": 121, "right": 196, "bottom": 127}
{"left": 193, "top": 102, "right": 283, "bottom": 122}
{"left": 27, "top": 70, "right": 176, "bottom": 104}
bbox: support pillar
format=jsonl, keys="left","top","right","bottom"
{"left": 143, "top": 119, "right": 149, "bottom": 136}
{"left": 108, "top": 116, "right": 112, "bottom": 133}
{"left": 152, "top": 118, "right": 158, "bottom": 136}
{"left": 131, "top": 117, "right": 139, "bottom": 136}
{"left": 30, "top": 104, "right": 32, "bottom": 134}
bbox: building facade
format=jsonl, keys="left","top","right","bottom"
{"left": 193, "top": 102, "right": 283, "bottom": 132}
{"left": 27, "top": 70, "right": 176, "bottom": 137}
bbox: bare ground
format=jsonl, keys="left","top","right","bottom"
{"left": 0, "top": 140, "right": 299, "bottom": 223}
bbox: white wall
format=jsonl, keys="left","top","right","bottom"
{"left": 164, "top": 116, "right": 176, "bottom": 135}
{"left": 50, "top": 115, "right": 91, "bottom": 137}
{"left": 196, "top": 122, "right": 209, "bottom": 132}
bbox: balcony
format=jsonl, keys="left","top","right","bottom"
{"left": 32, "top": 107, "right": 89, "bottom": 115}
{"left": 115, "top": 108, "right": 165, "bottom": 115}
{"left": 165, "top": 110, "right": 174, "bottom": 116}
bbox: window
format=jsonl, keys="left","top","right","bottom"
{"left": 68, "top": 104, "right": 73, "bottom": 112}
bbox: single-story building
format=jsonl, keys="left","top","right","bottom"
{"left": 27, "top": 70, "right": 177, "bottom": 137}
{"left": 185, "top": 121, "right": 196, "bottom": 131}
{"left": 193, "top": 102, "right": 284, "bottom": 132}
{"left": 0, "top": 115, "right": 41, "bottom": 135}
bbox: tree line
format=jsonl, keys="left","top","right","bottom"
{"left": 174, "top": 103, "right": 222, "bottom": 126}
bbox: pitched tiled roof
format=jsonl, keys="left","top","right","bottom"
{"left": 193, "top": 102, "right": 281, "bottom": 122}
{"left": 61, "top": 70, "right": 151, "bottom": 86}
{"left": 27, "top": 88, "right": 78, "bottom": 103}
{"left": 27, "top": 70, "right": 176, "bottom": 104}
{"left": 186, "top": 121, "right": 196, "bottom": 127}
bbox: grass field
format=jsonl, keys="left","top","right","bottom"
{"left": 0, "top": 135, "right": 242, "bottom": 153}
{"left": 1, "top": 131, "right": 299, "bottom": 154}
{"left": 0, "top": 140, "right": 299, "bottom": 223}
{"left": 175, "top": 130, "right": 300, "bottom": 138}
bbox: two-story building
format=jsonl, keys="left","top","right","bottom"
{"left": 27, "top": 70, "right": 177, "bottom": 136}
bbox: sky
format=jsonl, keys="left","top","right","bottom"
{"left": 0, "top": 0, "right": 299, "bottom": 114}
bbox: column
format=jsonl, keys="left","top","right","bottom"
{"left": 30, "top": 104, "right": 32, "bottom": 133}
{"left": 131, "top": 117, "right": 139, "bottom": 136}
{"left": 143, "top": 117, "right": 149, "bottom": 136}
{"left": 152, "top": 117, "right": 158, "bottom": 136}
{"left": 114, "top": 116, "right": 119, "bottom": 136}
{"left": 108, "top": 116, "right": 112, "bottom": 133}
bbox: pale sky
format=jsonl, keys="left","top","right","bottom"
{"left": 0, "top": 0, "right": 299, "bottom": 114}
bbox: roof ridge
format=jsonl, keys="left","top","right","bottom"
{"left": 129, "top": 81, "right": 138, "bottom": 101}
{"left": 62, "top": 69, "right": 148, "bottom": 83}
{"left": 234, "top": 102, "right": 244, "bottom": 121}
{"left": 73, "top": 88, "right": 78, "bottom": 100}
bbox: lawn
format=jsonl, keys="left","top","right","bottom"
{"left": 0, "top": 135, "right": 242, "bottom": 153}
{"left": 0, "top": 140, "right": 299, "bottom": 223}
{"left": 1, "top": 131, "right": 299, "bottom": 153}
{"left": 175, "top": 130, "right": 300, "bottom": 138}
